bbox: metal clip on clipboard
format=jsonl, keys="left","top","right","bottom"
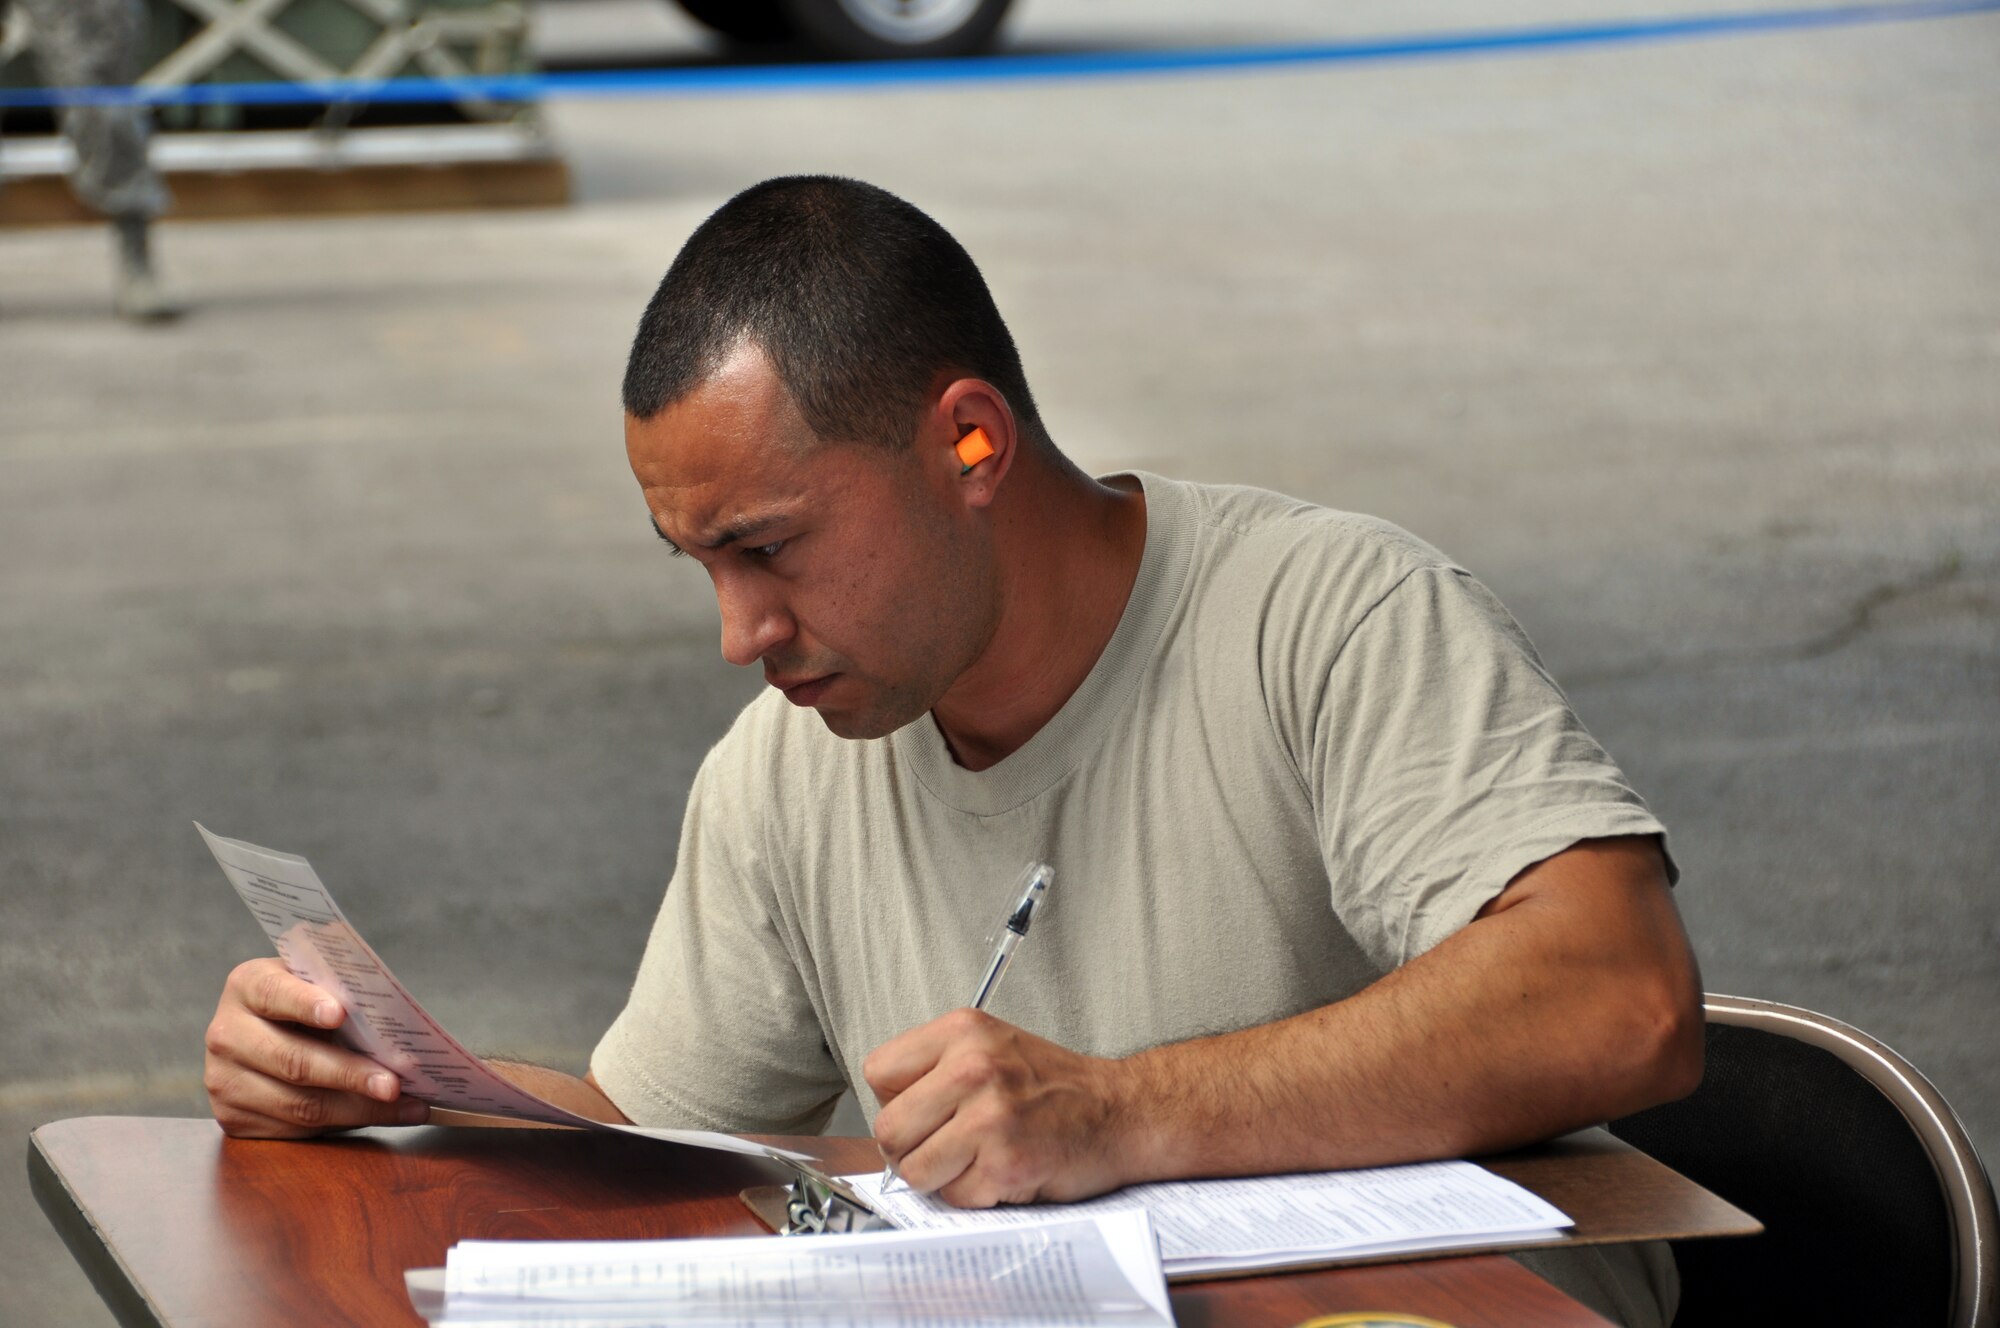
{"left": 742, "top": 863, "right": 1055, "bottom": 1237}
{"left": 743, "top": 1158, "right": 895, "bottom": 1235}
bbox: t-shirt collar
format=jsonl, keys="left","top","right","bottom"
{"left": 889, "top": 471, "right": 1197, "bottom": 817}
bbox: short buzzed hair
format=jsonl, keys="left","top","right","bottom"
{"left": 621, "top": 176, "right": 1044, "bottom": 450}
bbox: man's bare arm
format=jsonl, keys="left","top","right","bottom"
{"left": 485, "top": 1062, "right": 632, "bottom": 1124}
{"left": 866, "top": 836, "right": 1704, "bottom": 1207}
{"left": 1115, "top": 835, "right": 1703, "bottom": 1179}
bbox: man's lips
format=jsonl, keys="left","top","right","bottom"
{"left": 771, "top": 673, "right": 837, "bottom": 705}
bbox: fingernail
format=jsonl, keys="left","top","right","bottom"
{"left": 397, "top": 1097, "right": 429, "bottom": 1124}
{"left": 314, "top": 1000, "right": 340, "bottom": 1027}
{"left": 367, "top": 1071, "right": 397, "bottom": 1101}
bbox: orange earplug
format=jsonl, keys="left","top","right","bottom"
{"left": 955, "top": 427, "right": 995, "bottom": 475}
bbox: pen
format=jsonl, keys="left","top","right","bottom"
{"left": 881, "top": 861, "right": 1055, "bottom": 1193}
{"left": 969, "top": 863, "right": 1053, "bottom": 1013}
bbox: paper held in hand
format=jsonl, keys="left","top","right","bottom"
{"left": 846, "top": 1159, "right": 1575, "bottom": 1278}
{"left": 196, "top": 823, "right": 809, "bottom": 1163}
{"left": 403, "top": 1209, "right": 1176, "bottom": 1327}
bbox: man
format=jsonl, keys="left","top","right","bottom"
{"left": 204, "top": 176, "right": 1703, "bottom": 1325}
{"left": 1, "top": 0, "right": 181, "bottom": 320}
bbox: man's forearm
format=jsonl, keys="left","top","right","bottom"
{"left": 1111, "top": 837, "right": 1703, "bottom": 1182}
{"left": 487, "top": 1061, "right": 633, "bottom": 1125}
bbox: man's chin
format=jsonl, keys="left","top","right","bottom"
{"left": 808, "top": 692, "right": 930, "bottom": 742}
{"left": 812, "top": 707, "right": 903, "bottom": 741}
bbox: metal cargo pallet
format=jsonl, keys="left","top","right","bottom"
{"left": 0, "top": 0, "right": 569, "bottom": 224}
{"left": 0, "top": 123, "right": 567, "bottom": 224}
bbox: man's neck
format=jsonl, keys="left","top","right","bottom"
{"left": 929, "top": 458, "right": 1148, "bottom": 772}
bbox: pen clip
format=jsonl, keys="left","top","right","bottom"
{"left": 985, "top": 861, "right": 1054, "bottom": 948}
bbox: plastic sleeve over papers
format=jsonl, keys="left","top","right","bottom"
{"left": 405, "top": 1210, "right": 1176, "bottom": 1326}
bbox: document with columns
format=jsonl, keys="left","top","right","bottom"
{"left": 848, "top": 1159, "right": 1573, "bottom": 1277}
{"left": 197, "top": 823, "right": 808, "bottom": 1162}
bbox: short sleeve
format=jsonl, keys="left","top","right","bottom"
{"left": 1309, "top": 566, "right": 1673, "bottom": 969}
{"left": 590, "top": 725, "right": 846, "bottom": 1133}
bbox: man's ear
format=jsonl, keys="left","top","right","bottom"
{"left": 934, "top": 378, "right": 1016, "bottom": 509}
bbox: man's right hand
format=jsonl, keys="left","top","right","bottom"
{"left": 204, "top": 958, "right": 430, "bottom": 1138}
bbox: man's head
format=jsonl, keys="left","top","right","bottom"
{"left": 623, "top": 178, "right": 1042, "bottom": 739}
{"left": 622, "top": 175, "right": 1044, "bottom": 451}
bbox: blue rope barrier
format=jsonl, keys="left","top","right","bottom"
{"left": 1, "top": 0, "right": 1993, "bottom": 110}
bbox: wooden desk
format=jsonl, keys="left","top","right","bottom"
{"left": 30, "top": 1116, "right": 1647, "bottom": 1328}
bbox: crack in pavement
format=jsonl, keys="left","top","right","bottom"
{"left": 1567, "top": 552, "right": 1974, "bottom": 688}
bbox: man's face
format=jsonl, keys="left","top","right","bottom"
{"left": 626, "top": 343, "right": 999, "bottom": 739}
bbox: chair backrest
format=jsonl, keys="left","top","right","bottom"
{"left": 1608, "top": 995, "right": 1996, "bottom": 1328}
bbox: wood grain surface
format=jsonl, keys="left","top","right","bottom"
{"left": 0, "top": 158, "right": 570, "bottom": 228}
{"left": 30, "top": 1115, "right": 1620, "bottom": 1328}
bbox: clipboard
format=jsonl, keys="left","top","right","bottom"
{"left": 740, "top": 1127, "right": 1760, "bottom": 1281}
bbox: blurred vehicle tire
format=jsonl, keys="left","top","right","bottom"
{"left": 780, "top": 0, "right": 1013, "bottom": 59}
{"left": 674, "top": 0, "right": 794, "bottom": 44}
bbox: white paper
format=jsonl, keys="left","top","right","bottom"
{"left": 404, "top": 1209, "right": 1174, "bottom": 1326}
{"left": 197, "top": 824, "right": 806, "bottom": 1163}
{"left": 846, "top": 1159, "right": 1572, "bottom": 1276}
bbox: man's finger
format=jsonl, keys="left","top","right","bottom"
{"left": 228, "top": 958, "right": 342, "bottom": 1030}
{"left": 861, "top": 1027, "right": 944, "bottom": 1102}
{"left": 890, "top": 1109, "right": 981, "bottom": 1199}
{"left": 228, "top": 1019, "right": 403, "bottom": 1101}
{"left": 863, "top": 1008, "right": 986, "bottom": 1101}
{"left": 874, "top": 1046, "right": 998, "bottom": 1173}
{"left": 208, "top": 1064, "right": 427, "bottom": 1138}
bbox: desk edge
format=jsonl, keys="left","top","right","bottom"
{"left": 27, "top": 1122, "right": 171, "bottom": 1328}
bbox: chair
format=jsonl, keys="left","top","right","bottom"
{"left": 1608, "top": 994, "right": 1997, "bottom": 1327}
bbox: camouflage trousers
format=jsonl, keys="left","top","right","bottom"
{"left": 2, "top": 0, "right": 169, "bottom": 219}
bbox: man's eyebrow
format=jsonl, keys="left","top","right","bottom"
{"left": 649, "top": 511, "right": 791, "bottom": 554}
{"left": 649, "top": 514, "right": 687, "bottom": 556}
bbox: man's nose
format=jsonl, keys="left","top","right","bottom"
{"left": 714, "top": 573, "right": 793, "bottom": 668}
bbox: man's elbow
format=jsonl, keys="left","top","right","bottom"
{"left": 1621, "top": 978, "right": 1705, "bottom": 1110}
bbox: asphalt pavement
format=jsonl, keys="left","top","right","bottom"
{"left": 3, "top": 0, "right": 1996, "bottom": 1320}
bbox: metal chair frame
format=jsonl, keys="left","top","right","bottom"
{"left": 1700, "top": 994, "right": 1997, "bottom": 1328}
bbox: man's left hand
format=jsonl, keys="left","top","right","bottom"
{"left": 864, "top": 1008, "right": 1132, "bottom": 1207}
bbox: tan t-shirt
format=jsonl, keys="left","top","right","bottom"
{"left": 593, "top": 472, "right": 1678, "bottom": 1327}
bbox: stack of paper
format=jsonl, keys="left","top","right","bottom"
{"left": 846, "top": 1160, "right": 1573, "bottom": 1278}
{"left": 404, "top": 1210, "right": 1175, "bottom": 1326}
